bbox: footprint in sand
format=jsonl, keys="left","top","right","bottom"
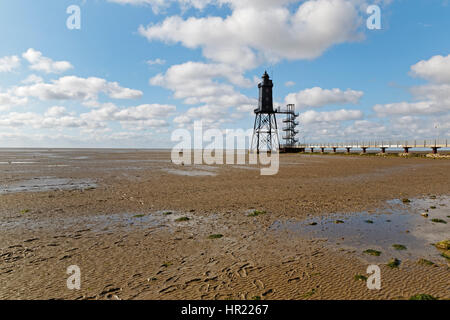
{"left": 262, "top": 289, "right": 273, "bottom": 297}
{"left": 198, "top": 283, "right": 210, "bottom": 293}
{"left": 159, "top": 285, "right": 177, "bottom": 294}
{"left": 253, "top": 279, "right": 265, "bottom": 290}
{"left": 237, "top": 267, "right": 247, "bottom": 278}
{"left": 236, "top": 263, "right": 253, "bottom": 278}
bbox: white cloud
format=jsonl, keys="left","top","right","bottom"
{"left": 0, "top": 47, "right": 178, "bottom": 147}
{"left": 299, "top": 109, "right": 363, "bottom": 124}
{"left": 80, "top": 103, "right": 176, "bottom": 129}
{"left": 0, "top": 103, "right": 175, "bottom": 131}
{"left": 151, "top": 61, "right": 257, "bottom": 126}
{"left": 0, "top": 55, "right": 20, "bottom": 72}
{"left": 410, "top": 54, "right": 450, "bottom": 84}
{"left": 374, "top": 55, "right": 450, "bottom": 117}
{"left": 285, "top": 87, "right": 363, "bottom": 109}
{"left": 13, "top": 76, "right": 143, "bottom": 101}
{"left": 139, "top": 0, "right": 363, "bottom": 69}
{"left": 0, "top": 129, "right": 171, "bottom": 148}
{"left": 108, "top": 0, "right": 212, "bottom": 12}
{"left": 44, "top": 106, "right": 71, "bottom": 117}
{"left": 151, "top": 61, "right": 255, "bottom": 109}
{"left": 411, "top": 83, "right": 450, "bottom": 102}
{"left": 0, "top": 111, "right": 98, "bottom": 129}
{"left": 146, "top": 58, "right": 166, "bottom": 65}
{"left": 306, "top": 116, "right": 447, "bottom": 142}
{"left": 22, "top": 74, "right": 44, "bottom": 84}
{"left": 79, "top": 103, "right": 119, "bottom": 121}
{"left": 285, "top": 81, "right": 295, "bottom": 87}
{"left": 173, "top": 104, "right": 236, "bottom": 128}
{"left": 113, "top": 104, "right": 176, "bottom": 120}
{"left": 0, "top": 92, "right": 28, "bottom": 111}
{"left": 22, "top": 48, "right": 73, "bottom": 74}
{"left": 373, "top": 101, "right": 448, "bottom": 116}
{"left": 151, "top": 61, "right": 252, "bottom": 89}
{"left": 297, "top": 115, "right": 447, "bottom": 143}
{"left": 342, "top": 119, "right": 388, "bottom": 137}
{"left": 383, "top": 114, "right": 450, "bottom": 140}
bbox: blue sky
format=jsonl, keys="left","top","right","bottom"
{"left": 0, "top": 0, "right": 449, "bottom": 148}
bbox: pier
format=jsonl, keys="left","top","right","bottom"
{"left": 291, "top": 139, "right": 449, "bottom": 155}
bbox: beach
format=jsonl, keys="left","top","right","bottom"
{"left": 0, "top": 149, "right": 449, "bottom": 300}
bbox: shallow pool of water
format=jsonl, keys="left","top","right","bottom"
{"left": 164, "top": 167, "right": 217, "bottom": 176}
{"left": 271, "top": 196, "right": 450, "bottom": 264}
{"left": 0, "top": 177, "right": 97, "bottom": 194}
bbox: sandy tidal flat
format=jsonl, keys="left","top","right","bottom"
{"left": 0, "top": 149, "right": 449, "bottom": 300}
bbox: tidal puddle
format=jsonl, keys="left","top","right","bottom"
{"left": 164, "top": 166, "right": 218, "bottom": 176}
{"left": 0, "top": 177, "right": 97, "bottom": 194}
{"left": 271, "top": 196, "right": 450, "bottom": 264}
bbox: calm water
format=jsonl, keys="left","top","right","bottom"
{"left": 271, "top": 196, "right": 450, "bottom": 264}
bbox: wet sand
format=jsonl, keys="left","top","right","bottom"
{"left": 0, "top": 149, "right": 449, "bottom": 300}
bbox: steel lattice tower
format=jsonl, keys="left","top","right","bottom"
{"left": 251, "top": 71, "right": 280, "bottom": 153}
{"left": 282, "top": 104, "right": 299, "bottom": 148}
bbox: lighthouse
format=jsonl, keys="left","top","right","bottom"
{"left": 251, "top": 71, "right": 280, "bottom": 153}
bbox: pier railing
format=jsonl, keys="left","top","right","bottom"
{"left": 300, "top": 139, "right": 448, "bottom": 148}
{"left": 293, "top": 139, "right": 449, "bottom": 154}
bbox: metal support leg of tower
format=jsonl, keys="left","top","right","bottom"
{"left": 251, "top": 113, "right": 280, "bottom": 153}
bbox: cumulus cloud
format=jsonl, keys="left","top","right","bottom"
{"left": 151, "top": 61, "right": 255, "bottom": 117}
{"left": 173, "top": 104, "right": 228, "bottom": 126}
{"left": 113, "top": 104, "right": 176, "bottom": 120}
{"left": 22, "top": 74, "right": 44, "bottom": 84}
{"left": 22, "top": 48, "right": 73, "bottom": 74}
{"left": 0, "top": 55, "right": 21, "bottom": 72}
{"left": 0, "top": 92, "right": 28, "bottom": 111}
{"left": 285, "top": 87, "right": 363, "bottom": 109}
{"left": 297, "top": 115, "right": 446, "bottom": 143}
{"left": 299, "top": 109, "right": 363, "bottom": 124}
{"left": 0, "top": 103, "right": 175, "bottom": 131}
{"left": 410, "top": 54, "right": 450, "bottom": 84}
{"left": 342, "top": 119, "right": 388, "bottom": 137}
{"left": 151, "top": 61, "right": 258, "bottom": 126}
{"left": 374, "top": 55, "right": 450, "bottom": 117}
{"left": 0, "top": 47, "right": 176, "bottom": 146}
{"left": 13, "top": 76, "right": 143, "bottom": 101}
{"left": 373, "top": 101, "right": 449, "bottom": 116}
{"left": 80, "top": 103, "right": 174, "bottom": 131}
{"left": 80, "top": 103, "right": 175, "bottom": 129}
{"left": 0, "top": 111, "right": 98, "bottom": 129}
{"left": 107, "top": 0, "right": 211, "bottom": 12}
{"left": 44, "top": 106, "right": 71, "bottom": 117}
{"left": 0, "top": 130, "right": 170, "bottom": 148}
{"left": 411, "top": 83, "right": 450, "bottom": 102}
{"left": 139, "top": 0, "right": 363, "bottom": 69}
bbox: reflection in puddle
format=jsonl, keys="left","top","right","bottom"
{"left": 271, "top": 196, "right": 450, "bottom": 263}
{"left": 0, "top": 177, "right": 97, "bottom": 194}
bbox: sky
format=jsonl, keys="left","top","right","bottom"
{"left": 0, "top": 0, "right": 449, "bottom": 148}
